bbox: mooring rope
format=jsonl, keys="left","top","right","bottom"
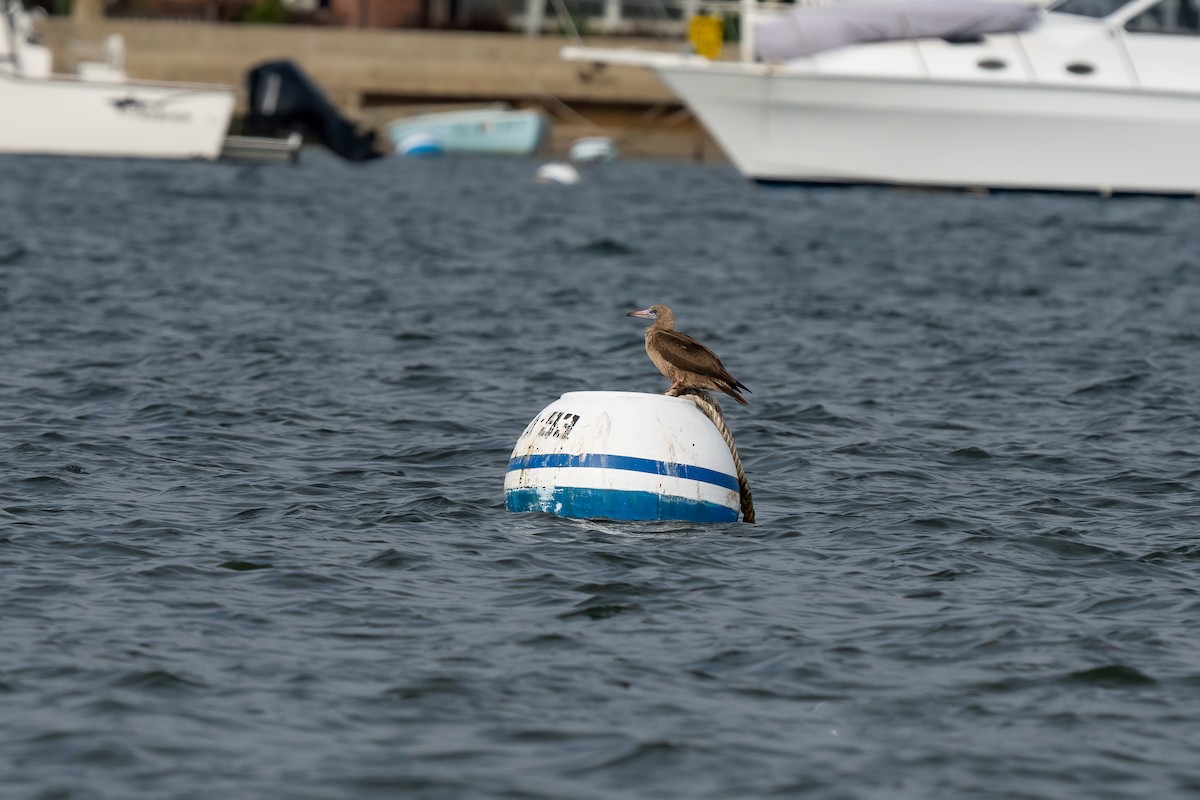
{"left": 681, "top": 391, "right": 755, "bottom": 523}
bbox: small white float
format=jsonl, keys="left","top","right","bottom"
{"left": 535, "top": 162, "right": 580, "bottom": 185}
{"left": 505, "top": 391, "right": 747, "bottom": 523}
{"left": 568, "top": 136, "right": 619, "bottom": 163}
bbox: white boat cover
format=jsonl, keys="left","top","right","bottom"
{"left": 754, "top": 0, "right": 1041, "bottom": 62}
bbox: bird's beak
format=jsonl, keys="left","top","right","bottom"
{"left": 626, "top": 308, "right": 654, "bottom": 318}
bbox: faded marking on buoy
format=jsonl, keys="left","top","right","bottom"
{"left": 535, "top": 410, "right": 580, "bottom": 440}
{"left": 595, "top": 412, "right": 613, "bottom": 439}
{"left": 536, "top": 485, "right": 555, "bottom": 510}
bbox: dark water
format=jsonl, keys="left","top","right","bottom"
{"left": 3, "top": 150, "right": 1200, "bottom": 799}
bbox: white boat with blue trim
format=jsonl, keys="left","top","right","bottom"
{"left": 563, "top": 0, "right": 1200, "bottom": 195}
{"left": 387, "top": 106, "right": 549, "bottom": 158}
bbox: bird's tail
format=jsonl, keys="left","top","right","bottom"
{"left": 724, "top": 382, "right": 751, "bottom": 406}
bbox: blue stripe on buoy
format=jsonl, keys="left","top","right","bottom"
{"left": 506, "top": 486, "right": 739, "bottom": 523}
{"left": 506, "top": 453, "right": 739, "bottom": 493}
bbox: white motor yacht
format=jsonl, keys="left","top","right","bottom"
{"left": 564, "top": 0, "right": 1200, "bottom": 195}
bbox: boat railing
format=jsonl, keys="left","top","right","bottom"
{"left": 1110, "top": 23, "right": 1143, "bottom": 86}
{"left": 4, "top": 0, "right": 56, "bottom": 74}
{"left": 1, "top": 0, "right": 27, "bottom": 76}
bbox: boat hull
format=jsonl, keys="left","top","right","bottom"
{"left": 0, "top": 72, "right": 235, "bottom": 160}
{"left": 655, "top": 67, "right": 1200, "bottom": 195}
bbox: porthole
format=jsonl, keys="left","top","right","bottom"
{"left": 1066, "top": 62, "right": 1096, "bottom": 75}
{"left": 977, "top": 58, "right": 1007, "bottom": 70}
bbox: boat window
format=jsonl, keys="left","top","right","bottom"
{"left": 977, "top": 58, "right": 1007, "bottom": 70}
{"left": 1065, "top": 62, "right": 1096, "bottom": 74}
{"left": 1056, "top": 0, "right": 1200, "bottom": 32}
{"left": 1055, "top": 0, "right": 1121, "bottom": 13}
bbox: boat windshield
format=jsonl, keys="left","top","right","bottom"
{"left": 1057, "top": 0, "right": 1200, "bottom": 31}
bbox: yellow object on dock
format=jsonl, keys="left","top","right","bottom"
{"left": 688, "top": 14, "right": 723, "bottom": 60}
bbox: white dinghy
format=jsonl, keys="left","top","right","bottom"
{"left": 0, "top": 0, "right": 235, "bottom": 160}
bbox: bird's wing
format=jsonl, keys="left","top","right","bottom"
{"left": 652, "top": 330, "right": 733, "bottom": 378}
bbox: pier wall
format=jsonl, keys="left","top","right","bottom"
{"left": 40, "top": 18, "right": 729, "bottom": 160}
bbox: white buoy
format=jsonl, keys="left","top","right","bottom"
{"left": 535, "top": 162, "right": 580, "bottom": 185}
{"left": 505, "top": 391, "right": 744, "bottom": 523}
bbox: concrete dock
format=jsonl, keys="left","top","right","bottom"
{"left": 40, "top": 17, "right": 729, "bottom": 161}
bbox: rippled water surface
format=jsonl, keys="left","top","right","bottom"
{"left": 3, "top": 151, "right": 1200, "bottom": 799}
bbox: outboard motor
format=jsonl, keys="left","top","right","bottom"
{"left": 244, "top": 60, "right": 380, "bottom": 162}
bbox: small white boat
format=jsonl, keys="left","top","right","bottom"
{"left": 387, "top": 107, "right": 549, "bottom": 157}
{"left": 564, "top": 0, "right": 1200, "bottom": 195}
{"left": 0, "top": 0, "right": 236, "bottom": 160}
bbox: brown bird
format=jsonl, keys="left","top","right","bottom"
{"left": 626, "top": 304, "right": 751, "bottom": 406}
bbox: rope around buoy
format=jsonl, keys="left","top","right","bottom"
{"left": 681, "top": 391, "right": 755, "bottom": 523}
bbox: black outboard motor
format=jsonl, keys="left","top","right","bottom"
{"left": 244, "top": 60, "right": 381, "bottom": 162}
